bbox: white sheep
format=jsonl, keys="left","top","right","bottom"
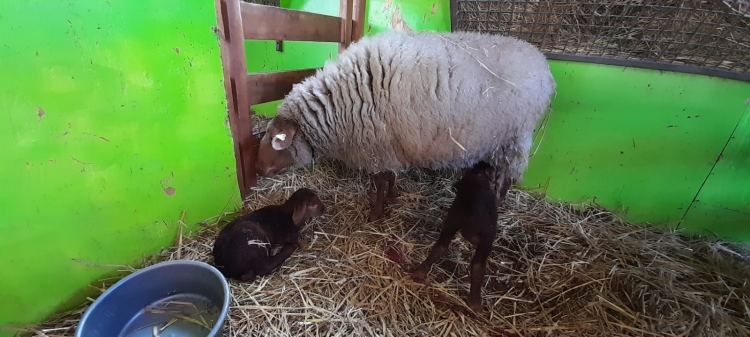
{"left": 255, "top": 30, "right": 556, "bottom": 221}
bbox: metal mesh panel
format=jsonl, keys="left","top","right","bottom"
{"left": 452, "top": 0, "right": 750, "bottom": 81}
{"left": 242, "top": 0, "right": 280, "bottom": 6}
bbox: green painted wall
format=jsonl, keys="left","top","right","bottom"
{"left": 522, "top": 62, "right": 750, "bottom": 240}
{"left": 0, "top": 0, "right": 240, "bottom": 331}
{"left": 679, "top": 105, "right": 750, "bottom": 240}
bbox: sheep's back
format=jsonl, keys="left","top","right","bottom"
{"left": 280, "top": 31, "right": 555, "bottom": 173}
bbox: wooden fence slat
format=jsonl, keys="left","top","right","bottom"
{"left": 338, "top": 0, "right": 354, "bottom": 53}
{"left": 216, "top": 0, "right": 367, "bottom": 194}
{"left": 351, "top": 0, "right": 366, "bottom": 42}
{"left": 240, "top": 2, "right": 343, "bottom": 42}
{"left": 246, "top": 68, "right": 319, "bottom": 106}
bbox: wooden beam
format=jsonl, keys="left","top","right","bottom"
{"left": 351, "top": 0, "right": 367, "bottom": 42}
{"left": 450, "top": 0, "right": 458, "bottom": 32}
{"left": 240, "top": 2, "right": 343, "bottom": 42}
{"left": 246, "top": 68, "right": 319, "bottom": 106}
{"left": 339, "top": 0, "right": 354, "bottom": 53}
{"left": 215, "top": 0, "right": 256, "bottom": 198}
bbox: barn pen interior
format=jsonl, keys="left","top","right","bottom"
{"left": 1, "top": 0, "right": 749, "bottom": 336}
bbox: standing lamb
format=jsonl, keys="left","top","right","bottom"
{"left": 255, "top": 30, "right": 556, "bottom": 222}
{"left": 410, "top": 160, "right": 498, "bottom": 312}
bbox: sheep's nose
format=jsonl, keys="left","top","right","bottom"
{"left": 255, "top": 162, "right": 270, "bottom": 176}
{"left": 258, "top": 166, "right": 276, "bottom": 177}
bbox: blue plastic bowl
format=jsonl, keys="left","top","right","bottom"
{"left": 75, "top": 260, "right": 231, "bottom": 337}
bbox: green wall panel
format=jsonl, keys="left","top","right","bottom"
{"left": 365, "top": 0, "right": 451, "bottom": 35}
{"left": 522, "top": 61, "right": 750, "bottom": 228}
{"left": 680, "top": 105, "right": 750, "bottom": 240}
{"left": 0, "top": 0, "right": 240, "bottom": 330}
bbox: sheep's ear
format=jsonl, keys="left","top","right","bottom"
{"left": 271, "top": 127, "right": 295, "bottom": 150}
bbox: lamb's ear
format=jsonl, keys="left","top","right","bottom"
{"left": 271, "top": 125, "right": 296, "bottom": 150}
{"left": 292, "top": 203, "right": 307, "bottom": 225}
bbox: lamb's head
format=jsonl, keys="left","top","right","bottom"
{"left": 256, "top": 117, "right": 299, "bottom": 177}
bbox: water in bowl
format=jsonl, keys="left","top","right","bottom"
{"left": 119, "top": 293, "right": 222, "bottom": 337}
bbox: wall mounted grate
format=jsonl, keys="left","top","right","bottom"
{"left": 243, "top": 0, "right": 280, "bottom": 6}
{"left": 450, "top": 0, "right": 750, "bottom": 82}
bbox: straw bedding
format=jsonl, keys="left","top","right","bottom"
{"left": 25, "top": 159, "right": 750, "bottom": 337}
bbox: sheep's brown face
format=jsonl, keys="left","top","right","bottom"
{"left": 255, "top": 119, "right": 297, "bottom": 177}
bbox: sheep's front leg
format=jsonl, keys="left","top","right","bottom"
{"left": 467, "top": 234, "right": 494, "bottom": 313}
{"left": 368, "top": 172, "right": 390, "bottom": 222}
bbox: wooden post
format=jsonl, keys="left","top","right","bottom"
{"left": 214, "top": 0, "right": 256, "bottom": 199}
{"left": 339, "top": 0, "right": 354, "bottom": 53}
{"left": 351, "top": 0, "right": 367, "bottom": 42}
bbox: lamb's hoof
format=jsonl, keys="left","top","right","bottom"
{"left": 466, "top": 298, "right": 483, "bottom": 313}
{"left": 410, "top": 267, "right": 428, "bottom": 283}
{"left": 385, "top": 192, "right": 399, "bottom": 204}
{"left": 367, "top": 208, "right": 384, "bottom": 222}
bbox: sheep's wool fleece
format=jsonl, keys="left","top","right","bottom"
{"left": 277, "top": 30, "right": 556, "bottom": 182}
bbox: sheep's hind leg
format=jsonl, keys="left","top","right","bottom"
{"left": 385, "top": 171, "right": 398, "bottom": 204}
{"left": 496, "top": 176, "right": 514, "bottom": 204}
{"left": 368, "top": 172, "right": 390, "bottom": 222}
{"left": 491, "top": 166, "right": 514, "bottom": 204}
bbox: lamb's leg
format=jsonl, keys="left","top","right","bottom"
{"left": 411, "top": 218, "right": 460, "bottom": 283}
{"left": 239, "top": 269, "right": 257, "bottom": 282}
{"left": 467, "top": 234, "right": 494, "bottom": 313}
{"left": 253, "top": 243, "right": 298, "bottom": 277}
{"left": 385, "top": 171, "right": 398, "bottom": 204}
{"left": 368, "top": 172, "right": 390, "bottom": 222}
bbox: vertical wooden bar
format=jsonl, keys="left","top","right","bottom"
{"left": 351, "top": 0, "right": 367, "bottom": 42}
{"left": 339, "top": 0, "right": 354, "bottom": 53}
{"left": 214, "top": 0, "right": 256, "bottom": 199}
{"left": 450, "top": 0, "right": 457, "bottom": 32}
